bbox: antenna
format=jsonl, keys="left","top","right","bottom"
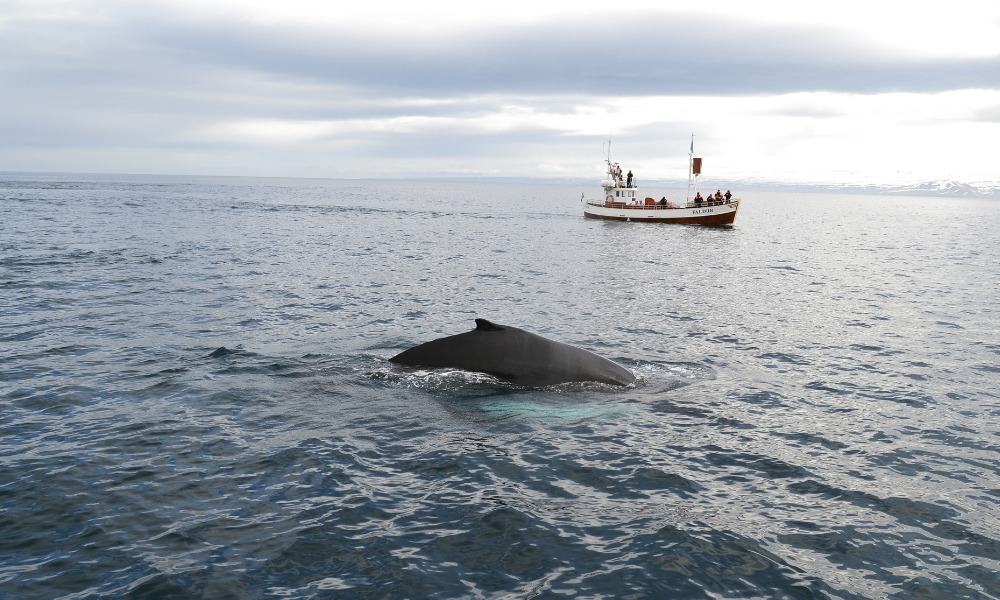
{"left": 604, "top": 139, "right": 613, "bottom": 180}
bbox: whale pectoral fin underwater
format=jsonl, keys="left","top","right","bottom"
{"left": 389, "top": 319, "right": 636, "bottom": 387}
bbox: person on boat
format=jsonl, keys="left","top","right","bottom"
{"left": 694, "top": 192, "right": 703, "bottom": 205}
{"left": 714, "top": 190, "right": 722, "bottom": 202}
{"left": 626, "top": 170, "right": 633, "bottom": 187}
{"left": 724, "top": 190, "right": 732, "bottom": 201}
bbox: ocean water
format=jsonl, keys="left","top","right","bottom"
{"left": 1, "top": 173, "right": 998, "bottom": 599}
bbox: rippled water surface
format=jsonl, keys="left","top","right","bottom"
{"left": 2, "top": 174, "right": 998, "bottom": 599}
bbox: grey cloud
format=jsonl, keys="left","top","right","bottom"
{"left": 348, "top": 129, "right": 595, "bottom": 160}
{"left": 971, "top": 105, "right": 1000, "bottom": 121}
{"left": 1, "top": 3, "right": 996, "bottom": 176}
{"left": 136, "top": 13, "right": 998, "bottom": 96}
{"left": 755, "top": 105, "right": 847, "bottom": 118}
{"left": 4, "top": 5, "right": 998, "bottom": 100}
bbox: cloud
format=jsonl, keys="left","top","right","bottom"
{"left": 1, "top": 2, "right": 998, "bottom": 181}
{"left": 138, "top": 11, "right": 1000, "bottom": 96}
{"left": 4, "top": 4, "right": 999, "bottom": 100}
{"left": 971, "top": 105, "right": 1000, "bottom": 121}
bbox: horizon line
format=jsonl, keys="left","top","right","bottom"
{"left": 1, "top": 169, "right": 997, "bottom": 194}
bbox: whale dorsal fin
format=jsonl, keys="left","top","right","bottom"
{"left": 475, "top": 318, "right": 504, "bottom": 331}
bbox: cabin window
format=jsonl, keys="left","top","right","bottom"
{"left": 616, "top": 191, "right": 620, "bottom": 197}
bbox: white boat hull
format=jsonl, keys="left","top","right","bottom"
{"left": 583, "top": 199, "right": 740, "bottom": 226}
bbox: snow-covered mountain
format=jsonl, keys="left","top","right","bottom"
{"left": 879, "top": 180, "right": 999, "bottom": 198}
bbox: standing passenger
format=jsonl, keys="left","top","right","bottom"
{"left": 724, "top": 190, "right": 732, "bottom": 201}
{"left": 627, "top": 170, "right": 633, "bottom": 187}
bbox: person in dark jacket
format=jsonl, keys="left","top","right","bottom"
{"left": 724, "top": 190, "right": 732, "bottom": 201}
{"left": 626, "top": 170, "right": 633, "bottom": 187}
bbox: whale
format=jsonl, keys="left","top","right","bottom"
{"left": 390, "top": 319, "right": 636, "bottom": 387}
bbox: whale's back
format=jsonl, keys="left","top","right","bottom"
{"left": 390, "top": 319, "right": 635, "bottom": 387}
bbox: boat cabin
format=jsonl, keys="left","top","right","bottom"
{"left": 601, "top": 161, "right": 641, "bottom": 206}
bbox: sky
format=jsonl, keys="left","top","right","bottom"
{"left": 2, "top": 0, "right": 999, "bottom": 184}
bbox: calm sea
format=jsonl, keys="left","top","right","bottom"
{"left": 1, "top": 174, "right": 998, "bottom": 599}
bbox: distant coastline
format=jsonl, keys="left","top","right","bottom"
{"left": 419, "top": 176, "right": 1000, "bottom": 199}
{"left": 2, "top": 170, "right": 998, "bottom": 199}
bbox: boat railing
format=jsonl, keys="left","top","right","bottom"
{"left": 585, "top": 199, "right": 735, "bottom": 210}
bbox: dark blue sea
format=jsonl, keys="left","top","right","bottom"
{"left": 1, "top": 173, "right": 998, "bottom": 599}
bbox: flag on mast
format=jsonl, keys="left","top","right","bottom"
{"left": 690, "top": 133, "right": 702, "bottom": 175}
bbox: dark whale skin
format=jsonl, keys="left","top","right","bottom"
{"left": 390, "top": 319, "right": 636, "bottom": 387}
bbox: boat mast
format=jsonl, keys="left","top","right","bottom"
{"left": 606, "top": 139, "right": 612, "bottom": 177}
{"left": 686, "top": 133, "right": 694, "bottom": 202}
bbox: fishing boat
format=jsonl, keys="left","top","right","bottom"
{"left": 581, "top": 138, "right": 740, "bottom": 226}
